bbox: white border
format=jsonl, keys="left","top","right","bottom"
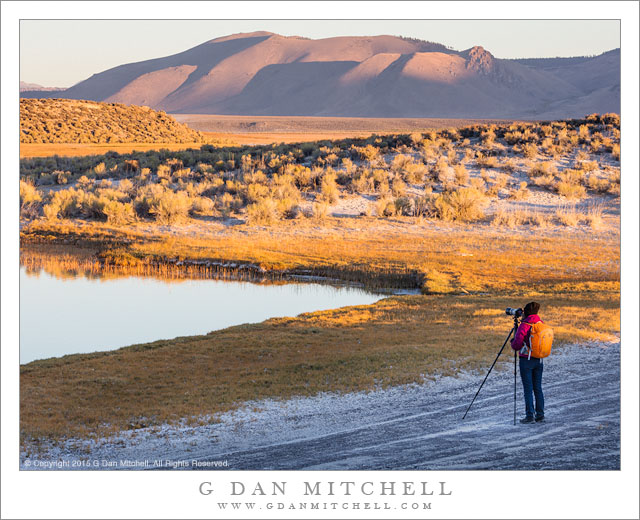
{"left": 2, "top": 2, "right": 638, "bottom": 519}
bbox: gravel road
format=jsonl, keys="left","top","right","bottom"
{"left": 22, "top": 340, "right": 620, "bottom": 471}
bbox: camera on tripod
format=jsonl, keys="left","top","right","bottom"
{"left": 505, "top": 307, "right": 523, "bottom": 318}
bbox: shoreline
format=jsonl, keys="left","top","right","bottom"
{"left": 21, "top": 339, "right": 620, "bottom": 470}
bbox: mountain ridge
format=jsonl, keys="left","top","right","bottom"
{"left": 20, "top": 33, "right": 620, "bottom": 119}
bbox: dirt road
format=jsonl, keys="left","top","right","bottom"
{"left": 193, "top": 341, "right": 620, "bottom": 471}
{"left": 22, "top": 340, "right": 620, "bottom": 470}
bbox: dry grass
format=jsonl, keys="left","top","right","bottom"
{"left": 556, "top": 181, "right": 587, "bottom": 200}
{"left": 491, "top": 208, "right": 549, "bottom": 228}
{"left": 585, "top": 202, "right": 605, "bottom": 230}
{"left": 20, "top": 140, "right": 235, "bottom": 159}
{"left": 555, "top": 205, "right": 582, "bottom": 227}
{"left": 20, "top": 290, "right": 619, "bottom": 442}
{"left": 21, "top": 217, "right": 619, "bottom": 295}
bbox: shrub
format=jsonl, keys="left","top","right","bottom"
{"left": 475, "top": 154, "right": 498, "bottom": 169}
{"left": 42, "top": 203, "right": 59, "bottom": 221}
{"left": 446, "top": 148, "right": 459, "bottom": 165}
{"left": 529, "top": 161, "right": 557, "bottom": 178}
{"left": 531, "top": 174, "right": 556, "bottom": 190}
{"left": 581, "top": 161, "right": 598, "bottom": 173}
{"left": 246, "top": 197, "right": 280, "bottom": 225}
{"left": 341, "top": 158, "right": 357, "bottom": 177}
{"left": 586, "top": 174, "right": 610, "bottom": 194}
{"left": 607, "top": 182, "right": 621, "bottom": 196}
{"left": 148, "top": 190, "right": 191, "bottom": 224}
{"left": 215, "top": 192, "right": 243, "bottom": 217}
{"left": 20, "top": 201, "right": 42, "bottom": 219}
{"left": 247, "top": 183, "right": 270, "bottom": 203}
{"left": 375, "top": 197, "right": 396, "bottom": 217}
{"left": 191, "top": 196, "right": 216, "bottom": 216}
{"left": 311, "top": 201, "right": 330, "bottom": 220}
{"left": 19, "top": 180, "right": 42, "bottom": 205}
{"left": 509, "top": 181, "right": 529, "bottom": 200}
{"left": 611, "top": 143, "right": 620, "bottom": 161}
{"left": 575, "top": 150, "right": 589, "bottom": 163}
{"left": 394, "top": 196, "right": 413, "bottom": 216}
{"left": 352, "top": 171, "right": 375, "bottom": 193}
{"left": 453, "top": 164, "right": 469, "bottom": 185}
{"left": 134, "top": 184, "right": 166, "bottom": 218}
{"left": 76, "top": 175, "right": 93, "bottom": 191}
{"left": 391, "top": 177, "right": 407, "bottom": 197}
{"left": 469, "top": 178, "right": 486, "bottom": 193}
{"left": 555, "top": 181, "right": 586, "bottom": 199}
{"left": 412, "top": 194, "right": 438, "bottom": 217}
{"left": 318, "top": 171, "right": 339, "bottom": 204}
{"left": 434, "top": 187, "right": 487, "bottom": 222}
{"left": 102, "top": 200, "right": 135, "bottom": 225}
{"left": 391, "top": 154, "right": 412, "bottom": 173}
{"left": 486, "top": 173, "right": 508, "bottom": 197}
{"left": 401, "top": 161, "right": 428, "bottom": 184}
{"left": 500, "top": 157, "right": 517, "bottom": 173}
{"left": 521, "top": 143, "right": 538, "bottom": 159}
{"left": 355, "top": 144, "right": 380, "bottom": 163}
{"left": 54, "top": 170, "right": 70, "bottom": 185}
{"left": 428, "top": 156, "right": 446, "bottom": 181}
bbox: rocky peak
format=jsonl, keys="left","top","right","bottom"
{"left": 464, "top": 46, "right": 495, "bottom": 75}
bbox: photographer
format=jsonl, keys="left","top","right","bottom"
{"left": 511, "top": 302, "right": 545, "bottom": 424}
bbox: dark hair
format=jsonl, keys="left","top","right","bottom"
{"left": 524, "top": 302, "right": 540, "bottom": 316}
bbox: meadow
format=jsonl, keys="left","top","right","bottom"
{"left": 19, "top": 110, "right": 620, "bottom": 444}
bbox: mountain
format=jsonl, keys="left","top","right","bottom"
{"left": 20, "top": 81, "right": 65, "bottom": 93}
{"left": 20, "top": 32, "right": 620, "bottom": 119}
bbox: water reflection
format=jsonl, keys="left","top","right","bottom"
{"left": 20, "top": 265, "right": 383, "bottom": 364}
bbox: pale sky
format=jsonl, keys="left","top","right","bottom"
{"left": 20, "top": 20, "right": 620, "bottom": 88}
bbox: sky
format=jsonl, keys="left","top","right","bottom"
{"left": 20, "top": 19, "right": 620, "bottom": 88}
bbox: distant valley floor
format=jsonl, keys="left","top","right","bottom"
{"left": 172, "top": 114, "right": 519, "bottom": 135}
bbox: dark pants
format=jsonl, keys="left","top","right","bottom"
{"left": 519, "top": 357, "right": 544, "bottom": 418}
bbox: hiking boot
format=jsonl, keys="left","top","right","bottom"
{"left": 520, "top": 416, "right": 535, "bottom": 424}
{"left": 535, "top": 415, "right": 545, "bottom": 422}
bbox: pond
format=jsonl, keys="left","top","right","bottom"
{"left": 19, "top": 266, "right": 386, "bottom": 364}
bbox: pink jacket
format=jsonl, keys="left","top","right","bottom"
{"left": 511, "top": 314, "right": 542, "bottom": 357}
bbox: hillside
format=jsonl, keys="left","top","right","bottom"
{"left": 20, "top": 32, "right": 620, "bottom": 119}
{"left": 20, "top": 81, "right": 65, "bottom": 93}
{"left": 20, "top": 98, "right": 206, "bottom": 144}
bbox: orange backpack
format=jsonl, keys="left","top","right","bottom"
{"left": 523, "top": 321, "right": 554, "bottom": 359}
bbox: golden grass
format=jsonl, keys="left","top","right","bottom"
{"left": 19, "top": 138, "right": 236, "bottom": 159}
{"left": 21, "top": 216, "right": 619, "bottom": 294}
{"left": 20, "top": 290, "right": 619, "bottom": 442}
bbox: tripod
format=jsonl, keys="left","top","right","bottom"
{"left": 462, "top": 314, "right": 520, "bottom": 423}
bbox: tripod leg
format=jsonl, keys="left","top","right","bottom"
{"left": 462, "top": 325, "right": 515, "bottom": 420}
{"left": 514, "top": 352, "right": 517, "bottom": 425}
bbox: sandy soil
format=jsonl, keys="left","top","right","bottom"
{"left": 21, "top": 339, "right": 620, "bottom": 470}
{"left": 19, "top": 142, "right": 220, "bottom": 159}
{"left": 173, "top": 114, "right": 517, "bottom": 134}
